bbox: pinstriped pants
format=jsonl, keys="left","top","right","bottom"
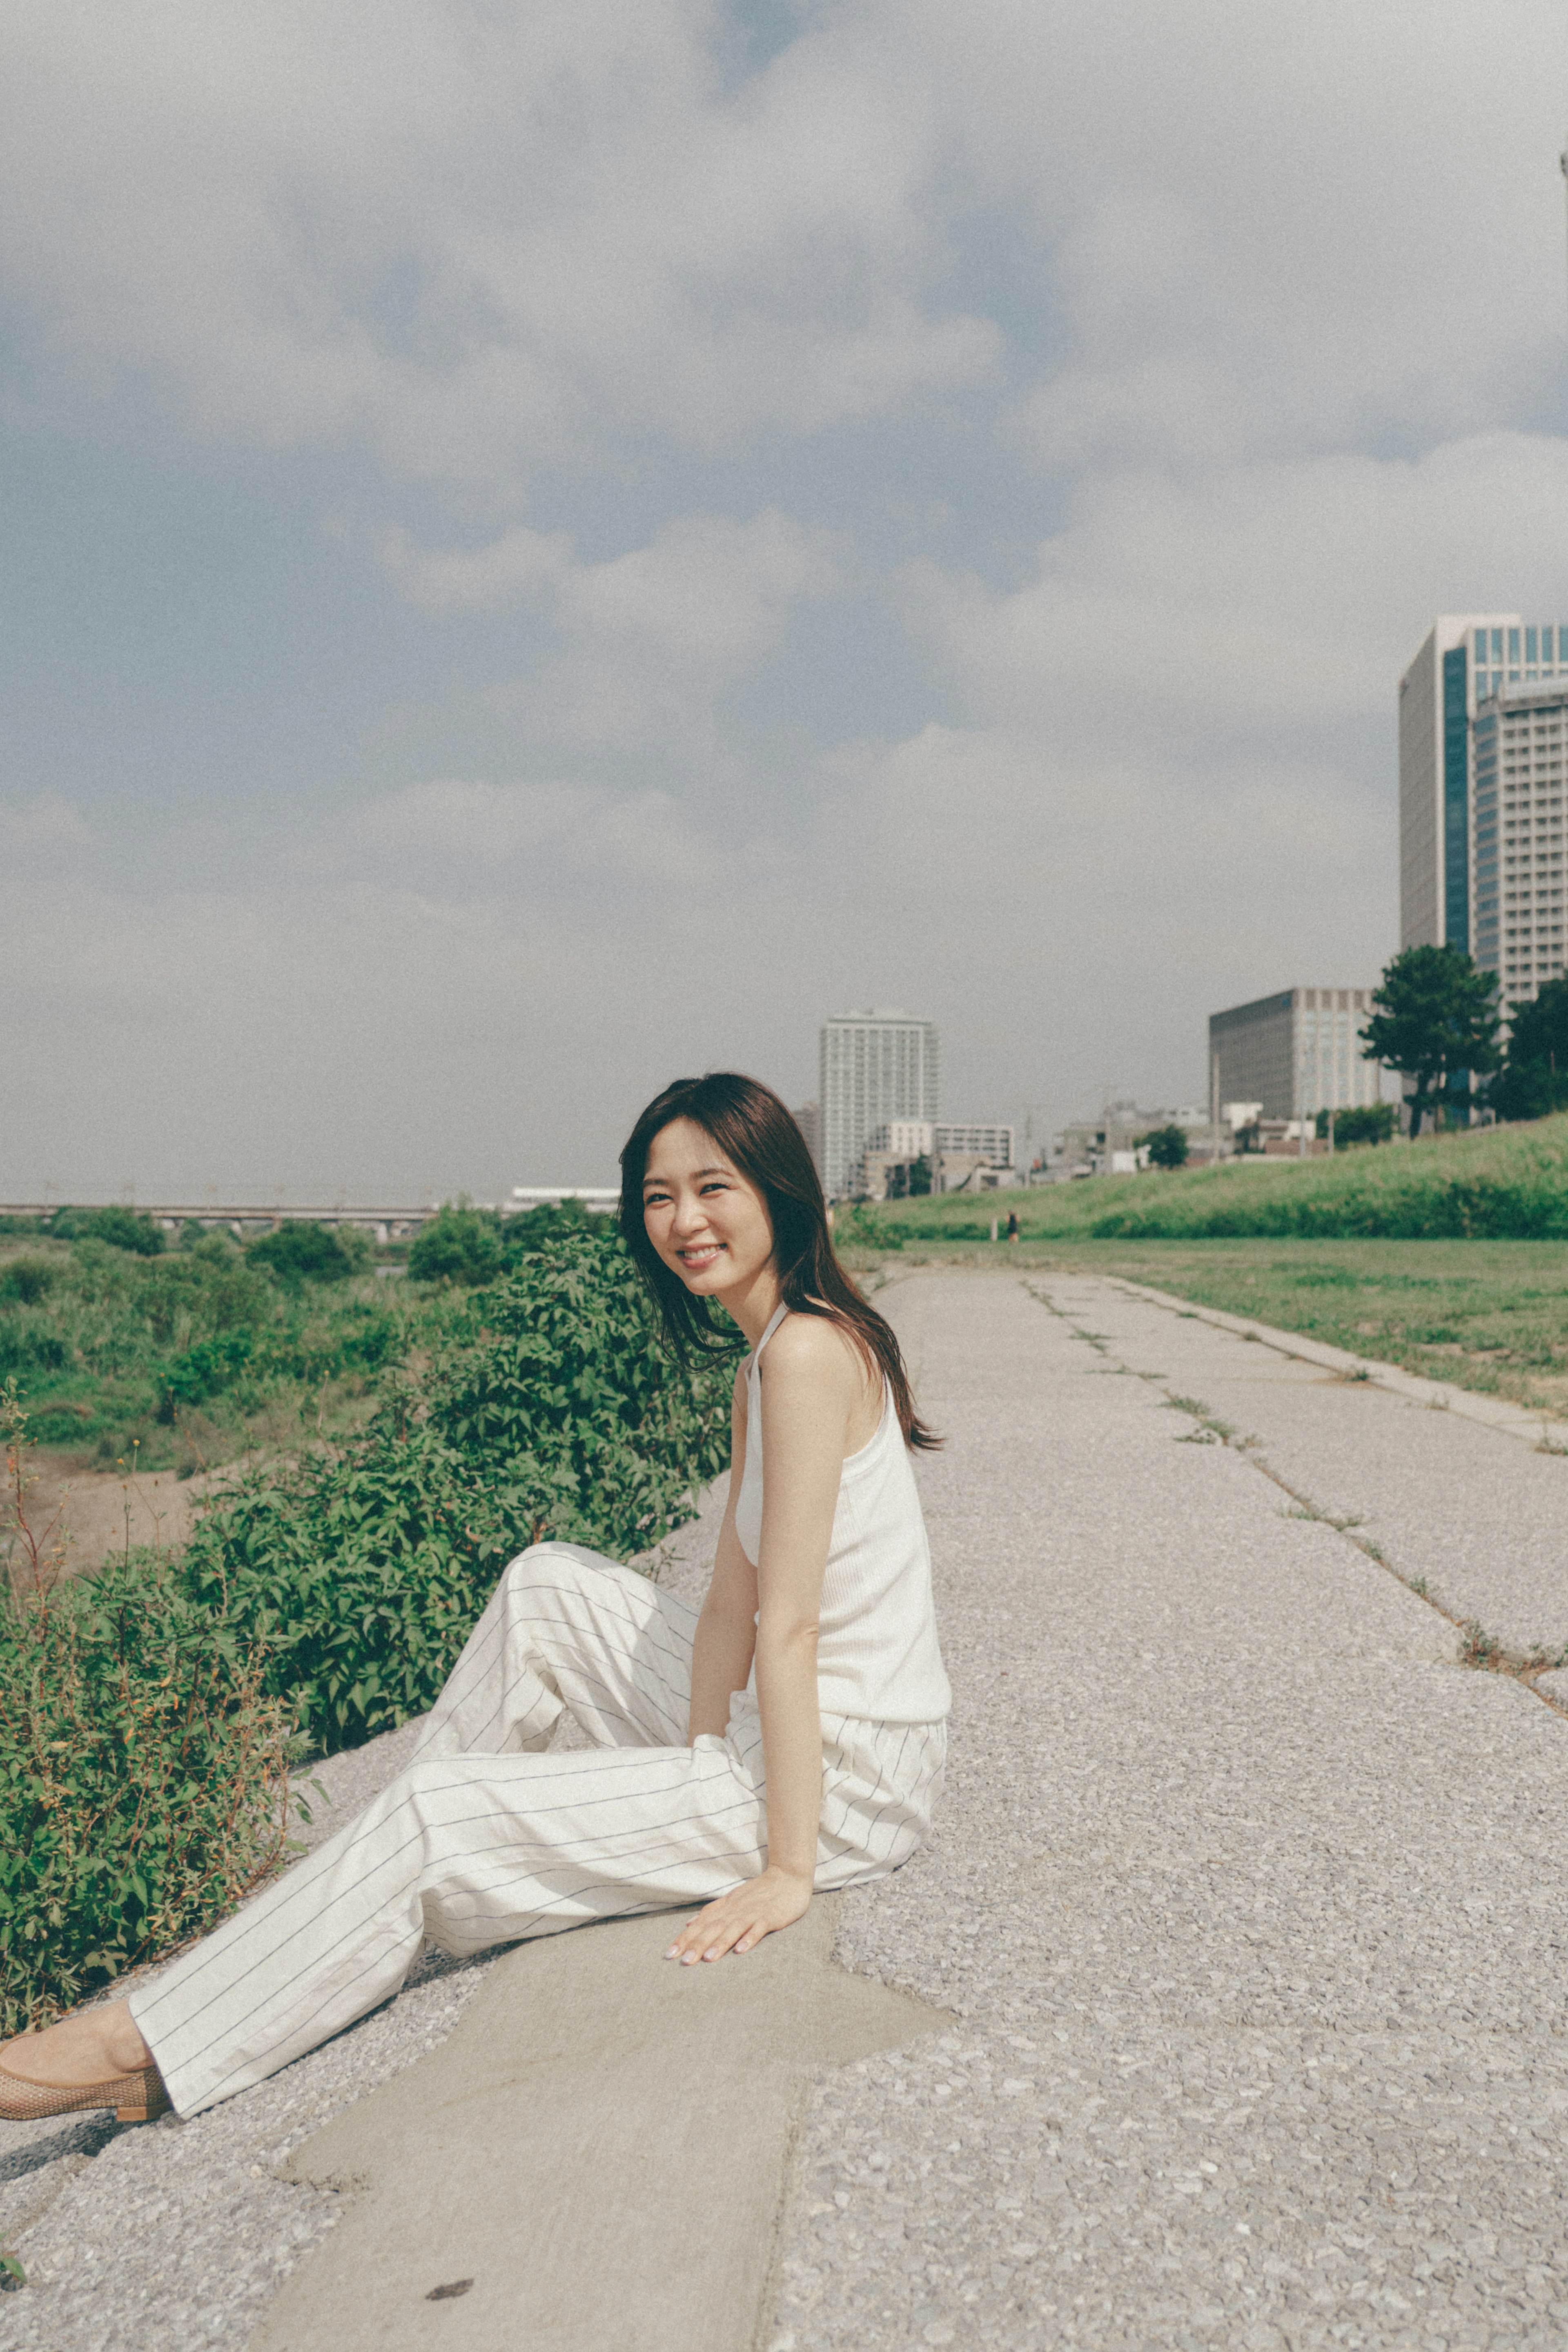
{"left": 129, "top": 1544, "right": 946, "bottom": 2119}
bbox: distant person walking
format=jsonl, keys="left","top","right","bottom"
{"left": 1005, "top": 1208, "right": 1020, "bottom": 1246}
{"left": 1, "top": 1075, "right": 950, "bottom": 2127}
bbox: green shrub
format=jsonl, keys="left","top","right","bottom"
{"left": 1137, "top": 1125, "right": 1189, "bottom": 1170}
{"left": 178, "top": 1218, "right": 736, "bottom": 1754}
{"left": 0, "top": 1258, "right": 60, "bottom": 1307}
{"left": 1323, "top": 1103, "right": 1399, "bottom": 1146}
{"left": 178, "top": 1422, "right": 520, "bottom": 1752}
{"left": 408, "top": 1203, "right": 503, "bottom": 1287}
{"left": 835, "top": 1203, "right": 905, "bottom": 1251}
{"left": 246, "top": 1222, "right": 369, "bottom": 1284}
{"left": 0, "top": 1558, "right": 294, "bottom": 2034}
{"left": 50, "top": 1206, "right": 166, "bottom": 1256}
{"left": 421, "top": 1220, "right": 736, "bottom": 1546}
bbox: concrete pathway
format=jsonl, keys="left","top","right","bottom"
{"left": 3, "top": 1270, "right": 1566, "bottom": 2352}
{"left": 768, "top": 1271, "right": 1568, "bottom": 2350}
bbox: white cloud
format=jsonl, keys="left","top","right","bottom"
{"left": 0, "top": 0, "right": 998, "bottom": 483}
{"left": 380, "top": 526, "right": 572, "bottom": 610}
{"left": 384, "top": 507, "right": 837, "bottom": 752}
{"left": 909, "top": 435, "right": 1568, "bottom": 750}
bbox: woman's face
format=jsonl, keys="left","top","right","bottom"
{"left": 641, "top": 1118, "right": 775, "bottom": 1301}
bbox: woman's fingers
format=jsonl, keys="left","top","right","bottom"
{"left": 665, "top": 1898, "right": 768, "bottom": 1963}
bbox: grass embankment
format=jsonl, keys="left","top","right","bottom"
{"left": 840, "top": 1117, "right": 1568, "bottom": 1419}
{"left": 877, "top": 1111, "right": 1568, "bottom": 1243}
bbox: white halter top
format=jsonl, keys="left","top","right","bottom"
{"left": 732, "top": 1305, "right": 950, "bottom": 1725}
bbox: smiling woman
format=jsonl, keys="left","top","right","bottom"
{"left": 0, "top": 1072, "right": 950, "bottom": 2128}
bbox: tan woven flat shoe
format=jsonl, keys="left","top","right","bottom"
{"left": 0, "top": 2059, "right": 171, "bottom": 2126}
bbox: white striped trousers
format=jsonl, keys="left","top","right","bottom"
{"left": 130, "top": 1544, "right": 946, "bottom": 2118}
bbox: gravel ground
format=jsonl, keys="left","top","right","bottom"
{"left": 0, "top": 1502, "right": 724, "bottom": 2350}
{"left": 766, "top": 1270, "right": 1568, "bottom": 2352}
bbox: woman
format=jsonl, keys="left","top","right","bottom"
{"left": 0, "top": 1074, "right": 949, "bottom": 2126}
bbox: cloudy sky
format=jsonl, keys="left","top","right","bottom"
{"left": 5, "top": 0, "right": 1568, "bottom": 1200}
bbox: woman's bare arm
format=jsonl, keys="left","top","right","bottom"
{"left": 686, "top": 1369, "right": 758, "bottom": 1741}
{"left": 667, "top": 1317, "right": 864, "bottom": 1962}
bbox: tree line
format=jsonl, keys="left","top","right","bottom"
{"left": 1362, "top": 946, "right": 1568, "bottom": 1136}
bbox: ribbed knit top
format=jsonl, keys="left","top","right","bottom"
{"left": 733, "top": 1304, "right": 951, "bottom": 1725}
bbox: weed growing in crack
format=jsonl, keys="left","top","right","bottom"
{"left": 1455, "top": 1621, "right": 1567, "bottom": 1680}
{"left": 1284, "top": 1501, "right": 1366, "bottom": 1531}
{"left": 1537, "top": 1428, "right": 1568, "bottom": 1457}
{"left": 1164, "top": 1394, "right": 1238, "bottom": 1444}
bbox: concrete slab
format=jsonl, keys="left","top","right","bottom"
{"left": 249, "top": 1901, "right": 941, "bottom": 2352}
{"left": 765, "top": 1273, "right": 1568, "bottom": 2350}
{"left": 1039, "top": 1272, "right": 1568, "bottom": 1659}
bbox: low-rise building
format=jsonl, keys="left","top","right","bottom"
{"left": 1053, "top": 1101, "right": 1222, "bottom": 1177}
{"left": 1209, "top": 988, "right": 1381, "bottom": 1125}
{"left": 856, "top": 1115, "right": 1016, "bottom": 1197}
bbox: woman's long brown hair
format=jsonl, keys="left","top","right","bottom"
{"left": 619, "top": 1071, "right": 940, "bottom": 1451}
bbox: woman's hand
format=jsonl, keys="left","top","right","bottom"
{"left": 664, "top": 1866, "right": 813, "bottom": 1964}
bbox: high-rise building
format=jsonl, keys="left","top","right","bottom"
{"left": 819, "top": 1011, "right": 939, "bottom": 1199}
{"left": 1209, "top": 989, "right": 1380, "bottom": 1124}
{"left": 792, "top": 1101, "right": 820, "bottom": 1172}
{"left": 1471, "top": 683, "right": 1568, "bottom": 998}
{"left": 1400, "top": 615, "right": 1568, "bottom": 1003}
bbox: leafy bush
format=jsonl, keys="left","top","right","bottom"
{"left": 1491, "top": 974, "right": 1568, "bottom": 1123}
{"left": 1322, "top": 1103, "right": 1399, "bottom": 1146}
{"left": 247, "top": 1222, "right": 370, "bottom": 1284}
{"left": 0, "top": 1258, "right": 60, "bottom": 1306}
{"left": 835, "top": 1202, "right": 905, "bottom": 1250}
{"left": 178, "top": 1422, "right": 520, "bottom": 1752}
{"left": 178, "top": 1217, "right": 737, "bottom": 1754}
{"left": 0, "top": 1560, "right": 294, "bottom": 2034}
{"left": 421, "top": 1221, "right": 736, "bottom": 1545}
{"left": 50, "top": 1206, "right": 167, "bottom": 1256}
{"left": 408, "top": 1203, "right": 503, "bottom": 1287}
{"left": 1138, "top": 1124, "right": 1189, "bottom": 1170}
{"left": 0, "top": 1384, "right": 296, "bottom": 2033}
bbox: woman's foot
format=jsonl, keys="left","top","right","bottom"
{"left": 1, "top": 2001, "right": 151, "bottom": 2086}
{"left": 0, "top": 2002, "right": 168, "bottom": 2124}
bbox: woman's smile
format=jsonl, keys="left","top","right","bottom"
{"left": 640, "top": 1117, "right": 777, "bottom": 1317}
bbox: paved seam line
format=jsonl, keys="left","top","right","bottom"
{"left": 1023, "top": 1280, "right": 1568, "bottom": 1719}
{"left": 1101, "top": 1275, "right": 1568, "bottom": 1453}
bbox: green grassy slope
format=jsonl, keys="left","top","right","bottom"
{"left": 872, "top": 1114, "right": 1568, "bottom": 1242}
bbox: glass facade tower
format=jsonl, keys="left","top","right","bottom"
{"left": 1399, "top": 614, "right": 1568, "bottom": 1009}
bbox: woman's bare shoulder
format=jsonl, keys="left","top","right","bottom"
{"left": 761, "top": 1311, "right": 863, "bottom": 1388}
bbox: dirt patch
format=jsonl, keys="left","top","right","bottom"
{"left": 4, "top": 1455, "right": 236, "bottom": 1584}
